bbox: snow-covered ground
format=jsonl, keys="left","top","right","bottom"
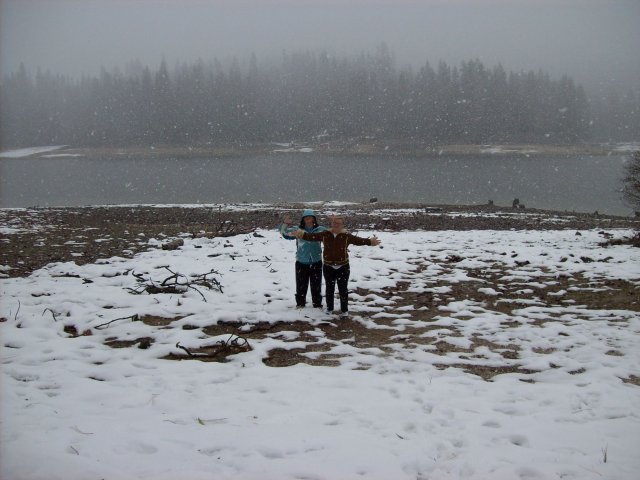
{"left": 0, "top": 145, "right": 66, "bottom": 158}
{"left": 1, "top": 228, "right": 639, "bottom": 479}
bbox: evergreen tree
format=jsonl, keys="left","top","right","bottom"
{"left": 1, "top": 50, "right": 636, "bottom": 149}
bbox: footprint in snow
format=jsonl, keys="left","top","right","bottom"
{"left": 199, "top": 446, "right": 230, "bottom": 457}
{"left": 507, "top": 434, "right": 530, "bottom": 447}
{"left": 516, "top": 466, "right": 543, "bottom": 478}
{"left": 115, "top": 441, "right": 158, "bottom": 455}
{"left": 258, "top": 447, "right": 285, "bottom": 459}
{"left": 481, "top": 419, "right": 501, "bottom": 428}
{"left": 323, "top": 419, "right": 342, "bottom": 426}
{"left": 403, "top": 422, "right": 417, "bottom": 433}
{"left": 421, "top": 403, "right": 434, "bottom": 414}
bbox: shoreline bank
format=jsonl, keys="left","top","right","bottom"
{"left": 1, "top": 202, "right": 638, "bottom": 278}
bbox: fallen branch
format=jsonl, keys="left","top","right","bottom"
{"left": 127, "top": 267, "right": 223, "bottom": 300}
{"left": 189, "top": 269, "right": 224, "bottom": 294}
{"left": 70, "top": 426, "right": 94, "bottom": 435}
{"left": 194, "top": 220, "right": 255, "bottom": 239}
{"left": 222, "top": 334, "right": 251, "bottom": 349}
{"left": 175, "top": 342, "right": 194, "bottom": 357}
{"left": 42, "top": 308, "right": 58, "bottom": 322}
{"left": 174, "top": 335, "right": 251, "bottom": 360}
{"left": 94, "top": 314, "right": 140, "bottom": 330}
{"left": 14, "top": 300, "right": 21, "bottom": 322}
{"left": 248, "top": 256, "right": 271, "bottom": 264}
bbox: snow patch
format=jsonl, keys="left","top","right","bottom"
{"left": 0, "top": 145, "right": 66, "bottom": 158}
{"left": 41, "top": 153, "right": 85, "bottom": 158}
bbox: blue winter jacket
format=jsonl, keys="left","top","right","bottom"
{"left": 279, "top": 209, "right": 327, "bottom": 264}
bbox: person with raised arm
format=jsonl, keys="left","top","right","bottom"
{"left": 279, "top": 209, "right": 328, "bottom": 309}
{"left": 291, "top": 215, "right": 381, "bottom": 318}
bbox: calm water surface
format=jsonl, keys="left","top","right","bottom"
{"left": 0, "top": 154, "right": 632, "bottom": 215}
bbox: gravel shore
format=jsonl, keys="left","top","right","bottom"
{"left": 1, "top": 202, "right": 638, "bottom": 278}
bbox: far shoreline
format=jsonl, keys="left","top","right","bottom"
{"left": 1, "top": 142, "right": 638, "bottom": 160}
{"left": 0, "top": 201, "right": 637, "bottom": 218}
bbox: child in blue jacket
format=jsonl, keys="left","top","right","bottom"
{"left": 280, "top": 209, "right": 328, "bottom": 308}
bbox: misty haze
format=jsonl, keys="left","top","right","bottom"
{"left": 1, "top": 3, "right": 640, "bottom": 480}
{"left": 1, "top": 0, "right": 639, "bottom": 213}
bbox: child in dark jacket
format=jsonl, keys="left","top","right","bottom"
{"left": 292, "top": 215, "right": 380, "bottom": 317}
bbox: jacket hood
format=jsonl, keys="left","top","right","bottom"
{"left": 299, "top": 209, "right": 319, "bottom": 229}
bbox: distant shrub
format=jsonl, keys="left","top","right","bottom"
{"left": 622, "top": 151, "right": 640, "bottom": 212}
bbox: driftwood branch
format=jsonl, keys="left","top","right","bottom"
{"left": 174, "top": 334, "right": 251, "bottom": 360}
{"left": 194, "top": 220, "right": 255, "bottom": 239}
{"left": 222, "top": 334, "right": 251, "bottom": 349}
{"left": 94, "top": 314, "right": 140, "bottom": 330}
{"left": 42, "top": 308, "right": 58, "bottom": 322}
{"left": 175, "top": 342, "right": 194, "bottom": 357}
{"left": 126, "top": 267, "right": 223, "bottom": 300}
{"left": 14, "top": 300, "right": 21, "bottom": 322}
{"left": 248, "top": 256, "right": 271, "bottom": 263}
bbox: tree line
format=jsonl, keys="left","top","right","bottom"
{"left": 1, "top": 46, "right": 638, "bottom": 149}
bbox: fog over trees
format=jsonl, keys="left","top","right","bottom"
{"left": 1, "top": 46, "right": 638, "bottom": 149}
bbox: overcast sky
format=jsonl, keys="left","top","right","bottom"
{"left": 1, "top": 0, "right": 639, "bottom": 94}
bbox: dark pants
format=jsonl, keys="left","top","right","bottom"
{"left": 295, "top": 261, "right": 323, "bottom": 307}
{"left": 323, "top": 264, "right": 350, "bottom": 313}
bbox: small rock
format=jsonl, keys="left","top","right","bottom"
{"left": 63, "top": 325, "right": 79, "bottom": 337}
{"left": 161, "top": 238, "right": 184, "bottom": 250}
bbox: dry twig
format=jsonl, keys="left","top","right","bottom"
{"left": 43, "top": 308, "right": 58, "bottom": 322}
{"left": 13, "top": 300, "right": 21, "bottom": 322}
{"left": 174, "top": 334, "right": 251, "bottom": 360}
{"left": 127, "top": 266, "right": 223, "bottom": 300}
{"left": 94, "top": 314, "right": 140, "bottom": 330}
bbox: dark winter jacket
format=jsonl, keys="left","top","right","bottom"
{"left": 300, "top": 230, "right": 371, "bottom": 266}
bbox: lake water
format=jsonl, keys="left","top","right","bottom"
{"left": 0, "top": 153, "right": 633, "bottom": 215}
